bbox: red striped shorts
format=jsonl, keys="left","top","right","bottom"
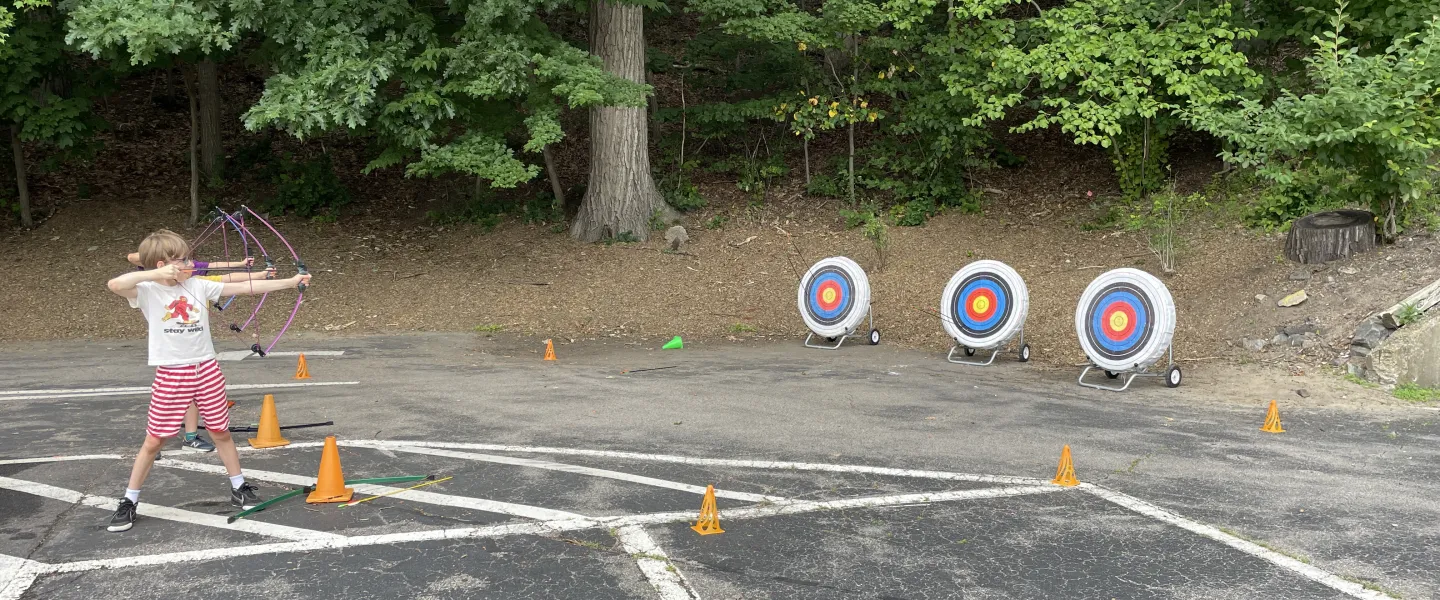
{"left": 147, "top": 359, "right": 230, "bottom": 438}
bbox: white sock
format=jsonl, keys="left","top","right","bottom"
{"left": 124, "top": 488, "right": 140, "bottom": 503}
{"left": 229, "top": 474, "right": 245, "bottom": 489}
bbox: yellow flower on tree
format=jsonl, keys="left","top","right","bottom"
{"left": 867, "top": 111, "right": 878, "bottom": 122}
{"left": 828, "top": 109, "right": 838, "bottom": 117}
{"left": 860, "top": 100, "right": 868, "bottom": 108}
{"left": 797, "top": 42, "right": 807, "bottom": 51}
{"left": 809, "top": 97, "right": 819, "bottom": 106}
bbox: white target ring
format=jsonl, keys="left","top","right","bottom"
{"left": 797, "top": 256, "right": 872, "bottom": 339}
{"left": 1074, "top": 268, "right": 1176, "bottom": 372}
{"left": 941, "top": 260, "right": 1028, "bottom": 350}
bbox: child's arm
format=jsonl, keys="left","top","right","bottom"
{"left": 126, "top": 252, "right": 143, "bottom": 267}
{"left": 218, "top": 263, "right": 275, "bottom": 282}
{"left": 221, "top": 273, "right": 311, "bottom": 297}
{"left": 107, "top": 265, "right": 176, "bottom": 299}
{"left": 208, "top": 257, "right": 257, "bottom": 269}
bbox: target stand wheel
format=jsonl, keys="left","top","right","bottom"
{"left": 1018, "top": 344, "right": 1031, "bottom": 362}
{"left": 799, "top": 257, "right": 875, "bottom": 350}
{"left": 1075, "top": 268, "right": 1179, "bottom": 392}
{"left": 1165, "top": 366, "right": 1183, "bottom": 388}
{"left": 942, "top": 260, "right": 1030, "bottom": 367}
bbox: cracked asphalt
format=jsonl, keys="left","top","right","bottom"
{"left": 1, "top": 333, "right": 1437, "bottom": 599}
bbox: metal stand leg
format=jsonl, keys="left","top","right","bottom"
{"left": 1077, "top": 347, "right": 1181, "bottom": 392}
{"left": 804, "top": 304, "right": 879, "bottom": 350}
{"left": 946, "top": 328, "right": 1029, "bottom": 366}
{"left": 804, "top": 332, "right": 848, "bottom": 350}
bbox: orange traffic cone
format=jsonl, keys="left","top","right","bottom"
{"left": 691, "top": 484, "right": 724, "bottom": 535}
{"left": 247, "top": 394, "right": 290, "bottom": 449}
{"left": 1051, "top": 445, "right": 1079, "bottom": 487}
{"left": 1261, "top": 400, "right": 1285, "bottom": 433}
{"left": 307, "top": 436, "right": 354, "bottom": 503}
{"left": 294, "top": 354, "right": 311, "bottom": 379}
{"left": 543, "top": 339, "right": 557, "bottom": 361}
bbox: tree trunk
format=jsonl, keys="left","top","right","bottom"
{"left": 542, "top": 145, "right": 566, "bottom": 211}
{"left": 11, "top": 126, "right": 31, "bottom": 228}
{"left": 197, "top": 57, "right": 224, "bottom": 185}
{"left": 1285, "top": 209, "right": 1377, "bottom": 264}
{"left": 185, "top": 67, "right": 201, "bottom": 226}
{"left": 571, "top": 0, "right": 672, "bottom": 242}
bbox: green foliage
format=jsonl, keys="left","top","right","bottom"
{"left": 1242, "top": 166, "right": 1352, "bottom": 230}
{"left": 705, "top": 214, "right": 728, "bottom": 230}
{"left": 1, "top": 2, "right": 105, "bottom": 162}
{"left": 659, "top": 171, "right": 706, "bottom": 212}
{"left": 1188, "top": 4, "right": 1440, "bottom": 239}
{"left": 1110, "top": 119, "right": 1173, "bottom": 201}
{"left": 1395, "top": 302, "right": 1425, "bottom": 326}
{"left": 474, "top": 323, "right": 505, "bottom": 334}
{"left": 1394, "top": 382, "right": 1440, "bottom": 402}
{"left": 267, "top": 154, "right": 352, "bottom": 219}
{"left": 603, "top": 231, "right": 641, "bottom": 245}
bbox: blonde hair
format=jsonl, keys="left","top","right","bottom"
{"left": 137, "top": 229, "right": 190, "bottom": 269}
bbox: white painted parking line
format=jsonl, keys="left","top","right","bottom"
{"left": 0, "top": 381, "right": 360, "bottom": 401}
{"left": 0, "top": 554, "right": 46, "bottom": 600}
{"left": 359, "top": 443, "right": 784, "bottom": 504}
{"left": 1083, "top": 484, "right": 1387, "bottom": 600}
{"left": 615, "top": 525, "right": 700, "bottom": 600}
{"left": 0, "top": 454, "right": 122, "bottom": 465}
{"left": 216, "top": 350, "right": 346, "bottom": 362}
{"left": 239, "top": 440, "right": 1052, "bottom": 486}
{"left": 154, "top": 457, "right": 579, "bottom": 521}
{"left": 0, "top": 476, "right": 343, "bottom": 542}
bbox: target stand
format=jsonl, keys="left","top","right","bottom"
{"left": 798, "top": 257, "right": 879, "bottom": 350}
{"left": 941, "top": 261, "right": 1031, "bottom": 366}
{"left": 1074, "top": 268, "right": 1182, "bottom": 392}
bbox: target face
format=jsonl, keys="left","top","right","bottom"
{"left": 941, "top": 260, "right": 1028, "bottom": 349}
{"left": 798, "top": 257, "right": 871, "bottom": 338}
{"left": 1075, "top": 268, "right": 1176, "bottom": 372}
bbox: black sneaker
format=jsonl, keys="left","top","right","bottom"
{"left": 108, "top": 499, "right": 137, "bottom": 532}
{"left": 231, "top": 482, "right": 263, "bottom": 510}
{"left": 182, "top": 434, "right": 216, "bottom": 453}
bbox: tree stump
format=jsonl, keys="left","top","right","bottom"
{"left": 1285, "top": 210, "right": 1377, "bottom": 264}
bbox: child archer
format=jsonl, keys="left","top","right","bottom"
{"left": 126, "top": 251, "right": 276, "bottom": 453}
{"left": 105, "top": 229, "right": 312, "bottom": 532}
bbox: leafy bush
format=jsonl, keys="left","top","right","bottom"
{"left": 267, "top": 153, "right": 352, "bottom": 219}
{"left": 1188, "top": 3, "right": 1440, "bottom": 239}
{"left": 1242, "top": 166, "right": 1351, "bottom": 230}
{"left": 659, "top": 172, "right": 707, "bottom": 212}
{"left": 1395, "top": 302, "right": 1424, "bottom": 326}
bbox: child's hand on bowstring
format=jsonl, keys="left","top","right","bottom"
{"left": 153, "top": 264, "right": 182, "bottom": 281}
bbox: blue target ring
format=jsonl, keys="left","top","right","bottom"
{"left": 805, "top": 269, "right": 854, "bottom": 326}
{"left": 953, "top": 277, "right": 1010, "bottom": 337}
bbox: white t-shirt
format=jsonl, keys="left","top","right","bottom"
{"left": 128, "top": 279, "right": 225, "bottom": 366}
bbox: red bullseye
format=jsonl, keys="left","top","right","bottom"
{"left": 1100, "top": 301, "right": 1137, "bottom": 342}
{"left": 965, "top": 289, "right": 997, "bottom": 321}
{"left": 816, "top": 281, "right": 843, "bottom": 312}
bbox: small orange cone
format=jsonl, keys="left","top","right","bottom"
{"left": 307, "top": 436, "right": 354, "bottom": 503}
{"left": 1261, "top": 400, "right": 1285, "bottom": 433}
{"left": 1051, "top": 445, "right": 1079, "bottom": 487}
{"left": 691, "top": 484, "right": 724, "bottom": 535}
{"left": 247, "top": 394, "right": 290, "bottom": 449}
{"left": 294, "top": 354, "right": 311, "bottom": 379}
{"left": 543, "top": 339, "right": 557, "bottom": 361}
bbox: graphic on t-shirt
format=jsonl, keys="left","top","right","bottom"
{"left": 163, "top": 296, "right": 198, "bottom": 323}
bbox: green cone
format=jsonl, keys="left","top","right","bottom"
{"left": 662, "top": 336, "right": 683, "bottom": 350}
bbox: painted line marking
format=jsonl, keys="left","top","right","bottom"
{"left": 154, "top": 458, "right": 578, "bottom": 521}
{"left": 0, "top": 476, "right": 342, "bottom": 542}
{"left": 1082, "top": 484, "right": 1386, "bottom": 600}
{"left": 0, "top": 554, "right": 46, "bottom": 600}
{"left": 615, "top": 525, "right": 699, "bottom": 600}
{"left": 240, "top": 440, "right": 1052, "bottom": 486}
{"left": 217, "top": 350, "right": 346, "bottom": 362}
{"left": 0, "top": 454, "right": 122, "bottom": 465}
{"left": 357, "top": 443, "right": 785, "bottom": 504}
{"left": 25, "top": 485, "right": 1059, "bottom": 580}
{"left": 0, "top": 381, "right": 360, "bottom": 401}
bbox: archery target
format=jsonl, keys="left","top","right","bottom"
{"left": 798, "top": 256, "right": 871, "bottom": 338}
{"left": 941, "top": 260, "right": 1028, "bottom": 350}
{"left": 1075, "top": 268, "right": 1176, "bottom": 372}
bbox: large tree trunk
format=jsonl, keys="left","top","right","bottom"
{"left": 185, "top": 67, "right": 201, "bottom": 225}
{"left": 1285, "top": 209, "right": 1377, "bottom": 264}
{"left": 11, "top": 126, "right": 31, "bottom": 228}
{"left": 571, "top": 0, "right": 672, "bottom": 242}
{"left": 197, "top": 57, "right": 224, "bottom": 185}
